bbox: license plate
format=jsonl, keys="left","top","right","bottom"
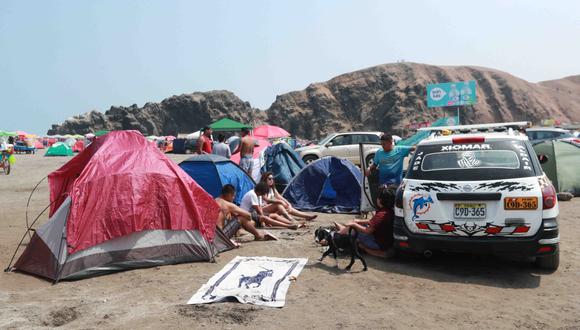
{"left": 454, "top": 203, "right": 486, "bottom": 219}
{"left": 504, "top": 197, "right": 538, "bottom": 210}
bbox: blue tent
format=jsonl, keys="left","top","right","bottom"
{"left": 179, "top": 154, "right": 255, "bottom": 205}
{"left": 263, "top": 143, "right": 305, "bottom": 192}
{"left": 282, "top": 157, "right": 362, "bottom": 213}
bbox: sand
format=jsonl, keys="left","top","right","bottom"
{"left": 1, "top": 153, "right": 580, "bottom": 329}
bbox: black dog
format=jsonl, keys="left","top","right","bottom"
{"left": 314, "top": 226, "right": 368, "bottom": 271}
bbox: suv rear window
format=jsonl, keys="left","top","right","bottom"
{"left": 407, "top": 140, "right": 541, "bottom": 181}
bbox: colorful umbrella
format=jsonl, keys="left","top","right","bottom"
{"left": 253, "top": 125, "right": 290, "bottom": 138}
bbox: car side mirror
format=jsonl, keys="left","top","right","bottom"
{"left": 538, "top": 154, "right": 549, "bottom": 164}
{"left": 326, "top": 142, "right": 333, "bottom": 147}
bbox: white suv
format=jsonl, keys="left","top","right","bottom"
{"left": 296, "top": 132, "right": 383, "bottom": 165}
{"left": 393, "top": 122, "right": 560, "bottom": 270}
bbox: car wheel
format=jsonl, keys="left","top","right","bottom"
{"left": 365, "top": 154, "right": 375, "bottom": 167}
{"left": 535, "top": 246, "right": 559, "bottom": 271}
{"left": 302, "top": 155, "right": 319, "bottom": 164}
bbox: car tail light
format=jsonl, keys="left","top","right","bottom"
{"left": 513, "top": 225, "right": 530, "bottom": 233}
{"left": 485, "top": 226, "right": 502, "bottom": 234}
{"left": 441, "top": 224, "right": 455, "bottom": 232}
{"left": 416, "top": 223, "right": 429, "bottom": 230}
{"left": 539, "top": 178, "right": 557, "bottom": 210}
{"left": 398, "top": 242, "right": 410, "bottom": 248}
{"left": 537, "top": 246, "right": 553, "bottom": 253}
{"left": 452, "top": 136, "right": 485, "bottom": 144}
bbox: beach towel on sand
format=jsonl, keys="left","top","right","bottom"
{"left": 187, "top": 256, "right": 307, "bottom": 307}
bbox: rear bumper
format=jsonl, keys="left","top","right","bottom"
{"left": 393, "top": 216, "right": 559, "bottom": 257}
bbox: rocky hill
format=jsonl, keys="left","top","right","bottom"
{"left": 48, "top": 63, "right": 580, "bottom": 139}
{"left": 47, "top": 91, "right": 265, "bottom": 136}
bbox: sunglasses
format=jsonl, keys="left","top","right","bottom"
{"left": 267, "top": 177, "right": 274, "bottom": 180}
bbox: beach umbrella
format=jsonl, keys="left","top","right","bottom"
{"left": 253, "top": 125, "right": 290, "bottom": 139}
{"left": 166, "top": 136, "right": 176, "bottom": 141}
{"left": 0, "top": 131, "right": 17, "bottom": 137}
{"left": 16, "top": 130, "right": 28, "bottom": 136}
{"left": 85, "top": 133, "right": 95, "bottom": 138}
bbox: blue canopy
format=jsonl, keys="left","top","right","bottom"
{"left": 179, "top": 154, "right": 255, "bottom": 205}
{"left": 282, "top": 157, "right": 362, "bottom": 214}
{"left": 263, "top": 143, "right": 305, "bottom": 191}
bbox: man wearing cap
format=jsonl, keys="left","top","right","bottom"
{"left": 196, "top": 126, "right": 213, "bottom": 154}
{"left": 365, "top": 134, "right": 415, "bottom": 186}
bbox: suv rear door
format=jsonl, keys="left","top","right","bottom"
{"left": 403, "top": 140, "right": 544, "bottom": 238}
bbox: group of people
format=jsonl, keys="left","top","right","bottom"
{"left": 214, "top": 171, "right": 318, "bottom": 244}
{"left": 210, "top": 130, "right": 414, "bottom": 260}
{"left": 195, "top": 126, "right": 256, "bottom": 175}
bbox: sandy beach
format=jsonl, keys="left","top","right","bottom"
{"left": 1, "top": 152, "right": 579, "bottom": 329}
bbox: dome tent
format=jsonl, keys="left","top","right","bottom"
{"left": 282, "top": 156, "right": 362, "bottom": 214}
{"left": 11, "top": 131, "right": 234, "bottom": 281}
{"left": 45, "top": 142, "right": 73, "bottom": 156}
{"left": 179, "top": 154, "right": 255, "bottom": 205}
{"left": 533, "top": 140, "right": 580, "bottom": 196}
{"left": 263, "top": 143, "right": 305, "bottom": 192}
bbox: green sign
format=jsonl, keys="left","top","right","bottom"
{"left": 427, "top": 80, "right": 477, "bottom": 108}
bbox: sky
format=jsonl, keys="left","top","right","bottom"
{"left": 1, "top": 0, "right": 579, "bottom": 134}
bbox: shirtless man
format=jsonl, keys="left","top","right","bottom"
{"left": 215, "top": 184, "right": 276, "bottom": 241}
{"left": 234, "top": 127, "right": 254, "bottom": 175}
{"left": 196, "top": 126, "right": 213, "bottom": 154}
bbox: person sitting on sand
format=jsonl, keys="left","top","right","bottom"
{"left": 240, "top": 182, "right": 303, "bottom": 230}
{"left": 259, "top": 172, "right": 317, "bottom": 221}
{"left": 333, "top": 185, "right": 396, "bottom": 257}
{"left": 215, "top": 184, "right": 276, "bottom": 241}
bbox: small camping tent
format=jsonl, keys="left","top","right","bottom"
{"left": 263, "top": 143, "right": 305, "bottom": 192}
{"left": 282, "top": 157, "right": 362, "bottom": 213}
{"left": 45, "top": 142, "right": 73, "bottom": 156}
{"left": 533, "top": 140, "right": 580, "bottom": 196}
{"left": 179, "top": 154, "right": 255, "bottom": 205}
{"left": 72, "top": 140, "right": 84, "bottom": 152}
{"left": 12, "top": 131, "right": 234, "bottom": 281}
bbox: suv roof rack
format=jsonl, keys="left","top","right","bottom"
{"left": 418, "top": 121, "right": 530, "bottom": 135}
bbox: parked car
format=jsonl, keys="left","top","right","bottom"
{"left": 393, "top": 122, "right": 560, "bottom": 270}
{"left": 295, "top": 131, "right": 384, "bottom": 165}
{"left": 172, "top": 138, "right": 198, "bottom": 154}
{"left": 526, "top": 127, "right": 580, "bottom": 147}
{"left": 13, "top": 141, "right": 36, "bottom": 154}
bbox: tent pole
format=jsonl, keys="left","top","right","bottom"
{"left": 3, "top": 199, "right": 56, "bottom": 272}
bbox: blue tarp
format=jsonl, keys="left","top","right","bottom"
{"left": 282, "top": 157, "right": 362, "bottom": 214}
{"left": 263, "top": 143, "right": 305, "bottom": 191}
{"left": 179, "top": 154, "right": 255, "bottom": 205}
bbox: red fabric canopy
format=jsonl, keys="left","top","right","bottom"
{"left": 48, "top": 130, "right": 219, "bottom": 254}
{"left": 253, "top": 125, "right": 290, "bottom": 138}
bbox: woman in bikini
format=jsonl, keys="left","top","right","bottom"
{"left": 259, "top": 172, "right": 317, "bottom": 221}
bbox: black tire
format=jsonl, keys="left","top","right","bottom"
{"left": 535, "top": 246, "right": 559, "bottom": 271}
{"left": 365, "top": 154, "right": 375, "bottom": 167}
{"left": 302, "top": 155, "right": 319, "bottom": 164}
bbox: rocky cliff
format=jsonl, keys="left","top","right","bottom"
{"left": 267, "top": 63, "right": 580, "bottom": 139}
{"left": 48, "top": 63, "right": 580, "bottom": 139}
{"left": 47, "top": 90, "right": 265, "bottom": 136}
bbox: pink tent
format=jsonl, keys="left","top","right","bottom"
{"left": 253, "top": 125, "right": 290, "bottom": 139}
{"left": 12, "top": 130, "right": 234, "bottom": 281}
{"left": 34, "top": 141, "right": 45, "bottom": 149}
{"left": 72, "top": 140, "right": 85, "bottom": 153}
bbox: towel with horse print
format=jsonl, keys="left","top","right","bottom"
{"left": 187, "top": 256, "right": 307, "bottom": 307}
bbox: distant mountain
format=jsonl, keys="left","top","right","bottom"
{"left": 47, "top": 91, "right": 266, "bottom": 136}
{"left": 48, "top": 63, "right": 580, "bottom": 139}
